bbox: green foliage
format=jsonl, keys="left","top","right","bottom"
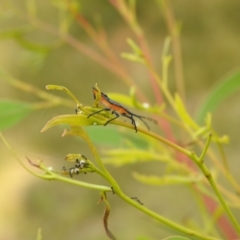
{"left": 1, "top": 1, "right": 240, "bottom": 240}
{"left": 132, "top": 172, "right": 204, "bottom": 186}
{"left": 41, "top": 114, "right": 96, "bottom": 132}
{"left": 0, "top": 100, "right": 32, "bottom": 130}
{"left": 85, "top": 126, "right": 127, "bottom": 146}
{"left": 197, "top": 71, "right": 240, "bottom": 124}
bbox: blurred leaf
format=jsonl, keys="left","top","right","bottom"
{"left": 106, "top": 93, "right": 134, "bottom": 108}
{"left": 0, "top": 100, "right": 32, "bottom": 130}
{"left": 130, "top": 87, "right": 165, "bottom": 112}
{"left": 192, "top": 126, "right": 210, "bottom": 139}
{"left": 103, "top": 149, "right": 169, "bottom": 166}
{"left": 107, "top": 91, "right": 164, "bottom": 113}
{"left": 0, "top": 29, "right": 24, "bottom": 39}
{"left": 132, "top": 172, "right": 203, "bottom": 186}
{"left": 41, "top": 114, "right": 97, "bottom": 132}
{"left": 121, "top": 52, "right": 145, "bottom": 63}
{"left": 162, "top": 237, "right": 191, "bottom": 240}
{"left": 85, "top": 126, "right": 124, "bottom": 146}
{"left": 174, "top": 94, "right": 199, "bottom": 130}
{"left": 63, "top": 125, "right": 106, "bottom": 169}
{"left": 197, "top": 71, "right": 240, "bottom": 124}
{"left": 127, "top": 38, "right": 142, "bottom": 55}
{"left": 21, "top": 51, "right": 48, "bottom": 72}
{"left": 0, "top": 29, "right": 57, "bottom": 53}
{"left": 36, "top": 228, "right": 42, "bottom": 240}
{"left": 65, "top": 153, "right": 86, "bottom": 162}
{"left": 16, "top": 38, "right": 54, "bottom": 53}
{"left": 121, "top": 38, "right": 145, "bottom": 63}
{"left": 85, "top": 126, "right": 151, "bottom": 148}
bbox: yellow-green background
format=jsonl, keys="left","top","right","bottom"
{"left": 1, "top": 1, "right": 240, "bottom": 239}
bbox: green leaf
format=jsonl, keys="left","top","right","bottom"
{"left": 0, "top": 100, "right": 32, "bottom": 130}
{"left": 106, "top": 93, "right": 134, "bottom": 108}
{"left": 85, "top": 126, "right": 124, "bottom": 146}
{"left": 41, "top": 114, "right": 97, "bottom": 132}
{"left": 132, "top": 172, "right": 203, "bottom": 186}
{"left": 107, "top": 91, "right": 164, "bottom": 113}
{"left": 103, "top": 149, "right": 168, "bottom": 166}
{"left": 197, "top": 71, "right": 240, "bottom": 124}
{"left": 174, "top": 93, "right": 199, "bottom": 130}
{"left": 85, "top": 125, "right": 151, "bottom": 148}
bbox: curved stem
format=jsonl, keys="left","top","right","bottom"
{"left": 193, "top": 134, "right": 240, "bottom": 235}
{"left": 109, "top": 121, "right": 240, "bottom": 234}
{"left": 117, "top": 191, "right": 219, "bottom": 240}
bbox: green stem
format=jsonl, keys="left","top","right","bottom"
{"left": 199, "top": 132, "right": 212, "bottom": 163}
{"left": 111, "top": 120, "right": 191, "bottom": 156}
{"left": 110, "top": 122, "right": 240, "bottom": 235}
{"left": 67, "top": 126, "right": 122, "bottom": 193}
{"left": 0, "top": 132, "right": 41, "bottom": 178}
{"left": 193, "top": 134, "right": 240, "bottom": 235}
{"left": 117, "top": 191, "right": 219, "bottom": 240}
{"left": 50, "top": 173, "right": 112, "bottom": 192}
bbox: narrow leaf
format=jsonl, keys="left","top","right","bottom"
{"left": 41, "top": 114, "right": 97, "bottom": 132}
{"left": 107, "top": 91, "right": 164, "bottom": 113}
{"left": 103, "top": 149, "right": 168, "bottom": 166}
{"left": 121, "top": 52, "right": 145, "bottom": 63}
{"left": 174, "top": 94, "right": 199, "bottom": 130}
{"left": 132, "top": 172, "right": 203, "bottom": 186}
{"left": 85, "top": 126, "right": 151, "bottom": 148}
{"left": 106, "top": 93, "right": 134, "bottom": 108}
{"left": 0, "top": 100, "right": 32, "bottom": 130}
{"left": 197, "top": 71, "right": 240, "bottom": 124}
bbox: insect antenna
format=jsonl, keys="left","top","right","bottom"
{"left": 140, "top": 116, "right": 158, "bottom": 125}
{"left": 132, "top": 114, "right": 158, "bottom": 131}
{"left": 136, "top": 116, "right": 150, "bottom": 131}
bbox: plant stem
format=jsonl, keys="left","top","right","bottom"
{"left": 193, "top": 134, "right": 240, "bottom": 235}
{"left": 110, "top": 121, "right": 240, "bottom": 235}
{"left": 117, "top": 191, "right": 220, "bottom": 240}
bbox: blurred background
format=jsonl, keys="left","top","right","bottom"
{"left": 0, "top": 0, "right": 240, "bottom": 239}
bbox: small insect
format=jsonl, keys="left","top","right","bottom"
{"left": 68, "top": 165, "right": 80, "bottom": 177}
{"left": 75, "top": 159, "right": 89, "bottom": 169}
{"left": 87, "top": 87, "right": 157, "bottom": 132}
{"left": 63, "top": 158, "right": 89, "bottom": 177}
{"left": 131, "top": 196, "right": 144, "bottom": 205}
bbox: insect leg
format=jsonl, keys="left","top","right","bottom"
{"left": 121, "top": 113, "right": 138, "bottom": 132}
{"left": 104, "top": 111, "right": 120, "bottom": 126}
{"left": 131, "top": 196, "right": 144, "bottom": 205}
{"left": 111, "top": 187, "right": 115, "bottom": 194}
{"left": 87, "top": 108, "right": 111, "bottom": 118}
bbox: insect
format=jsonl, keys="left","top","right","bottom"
{"left": 87, "top": 87, "right": 157, "bottom": 132}
{"left": 63, "top": 158, "right": 89, "bottom": 177}
{"left": 131, "top": 197, "right": 144, "bottom": 205}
